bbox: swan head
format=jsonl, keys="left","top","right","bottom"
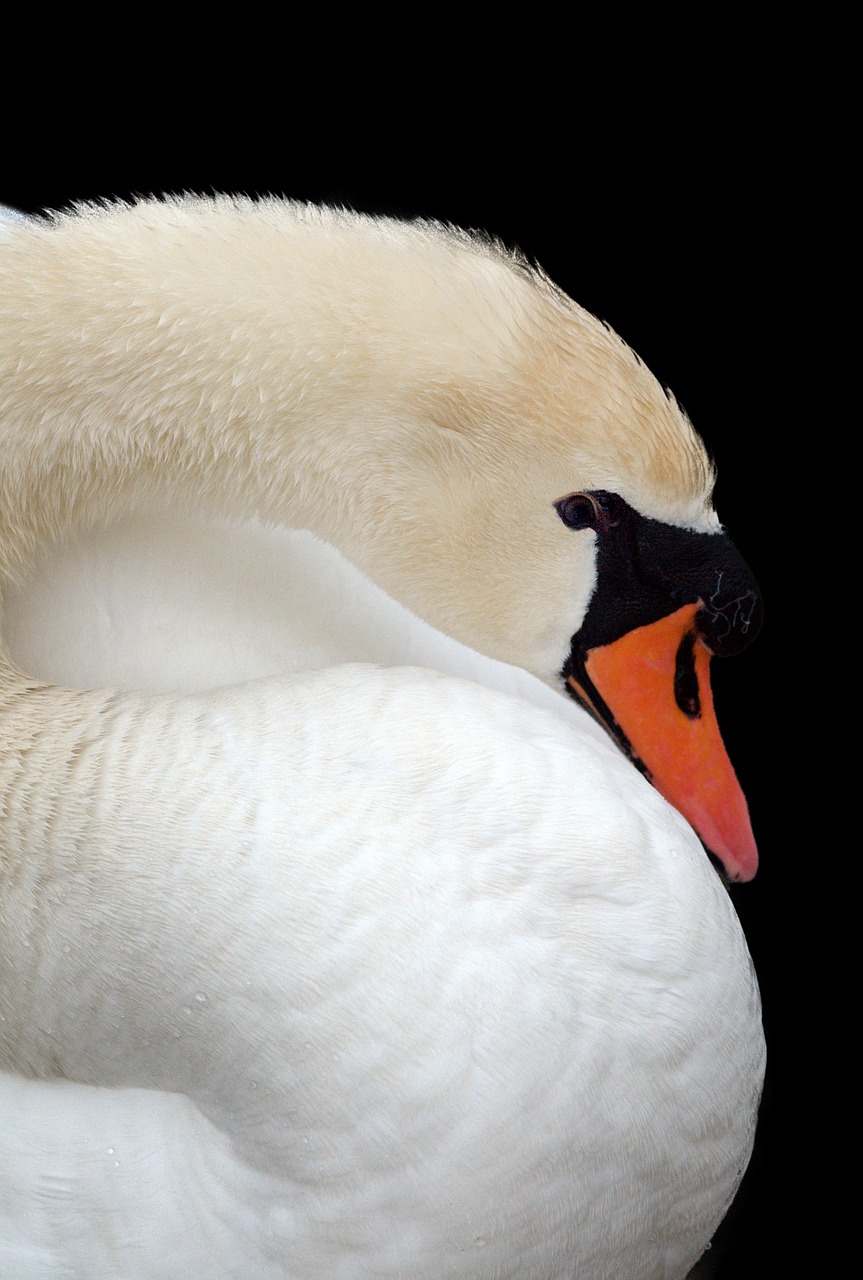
{"left": 308, "top": 236, "right": 762, "bottom": 882}
{"left": 0, "top": 199, "right": 762, "bottom": 881}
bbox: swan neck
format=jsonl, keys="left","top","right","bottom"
{"left": 0, "top": 203, "right": 534, "bottom": 597}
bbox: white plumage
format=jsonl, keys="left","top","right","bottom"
{"left": 0, "top": 198, "right": 763, "bottom": 1279}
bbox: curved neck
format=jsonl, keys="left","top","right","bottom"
{"left": 0, "top": 205, "right": 543, "bottom": 1151}
{"left": 1, "top": 200, "right": 716, "bottom": 683}
{"left": 0, "top": 202, "right": 532, "bottom": 605}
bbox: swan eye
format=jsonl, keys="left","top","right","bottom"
{"left": 555, "top": 491, "right": 623, "bottom": 532}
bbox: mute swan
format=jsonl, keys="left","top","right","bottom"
{"left": 0, "top": 196, "right": 764, "bottom": 1280}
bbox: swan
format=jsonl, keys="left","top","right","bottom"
{"left": 0, "top": 196, "right": 764, "bottom": 1280}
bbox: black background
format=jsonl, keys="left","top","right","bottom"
{"left": 3, "top": 117, "right": 801, "bottom": 1277}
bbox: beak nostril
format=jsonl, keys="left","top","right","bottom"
{"left": 674, "top": 631, "right": 701, "bottom": 719}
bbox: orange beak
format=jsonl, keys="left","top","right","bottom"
{"left": 567, "top": 602, "right": 757, "bottom": 882}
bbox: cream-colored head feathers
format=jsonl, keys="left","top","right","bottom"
{"left": 0, "top": 196, "right": 716, "bottom": 678}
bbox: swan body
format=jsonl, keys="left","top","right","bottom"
{"left": 0, "top": 198, "right": 764, "bottom": 1279}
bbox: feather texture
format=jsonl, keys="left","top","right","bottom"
{"left": 0, "top": 198, "right": 763, "bottom": 1280}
